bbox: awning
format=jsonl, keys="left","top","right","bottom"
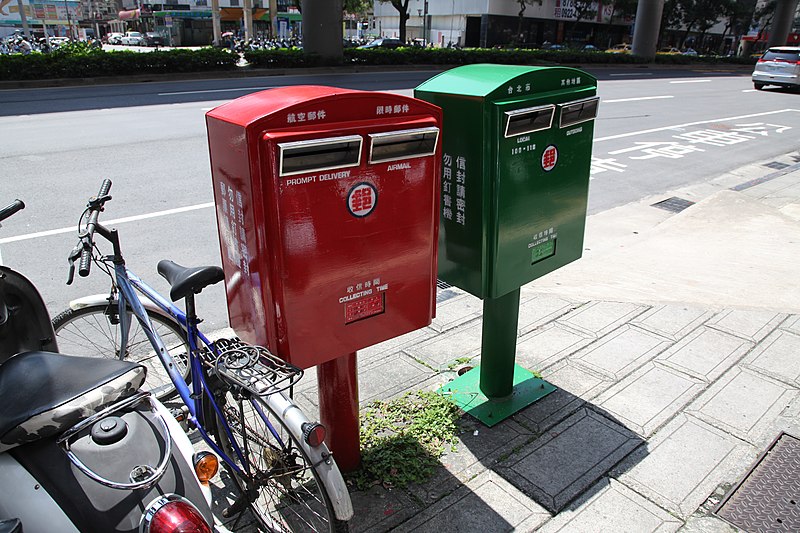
{"left": 220, "top": 8, "right": 242, "bottom": 21}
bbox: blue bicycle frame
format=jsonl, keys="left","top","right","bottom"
{"left": 111, "top": 263, "right": 284, "bottom": 478}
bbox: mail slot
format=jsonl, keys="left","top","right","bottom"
{"left": 206, "top": 86, "right": 442, "bottom": 369}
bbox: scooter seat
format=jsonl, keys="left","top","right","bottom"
{"left": 0, "top": 351, "right": 146, "bottom": 453}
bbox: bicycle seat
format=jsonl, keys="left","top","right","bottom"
{"left": 157, "top": 260, "right": 224, "bottom": 302}
{"left": 0, "top": 351, "right": 145, "bottom": 452}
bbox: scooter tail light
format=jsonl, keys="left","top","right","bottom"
{"left": 141, "top": 494, "right": 211, "bottom": 533}
{"left": 193, "top": 451, "right": 219, "bottom": 485}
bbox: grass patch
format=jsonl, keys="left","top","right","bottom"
{"left": 351, "top": 390, "right": 462, "bottom": 490}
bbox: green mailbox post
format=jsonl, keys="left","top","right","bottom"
{"left": 415, "top": 64, "right": 599, "bottom": 425}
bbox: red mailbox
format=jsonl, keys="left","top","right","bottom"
{"left": 206, "top": 86, "right": 442, "bottom": 370}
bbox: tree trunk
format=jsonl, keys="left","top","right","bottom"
{"left": 399, "top": 10, "right": 409, "bottom": 42}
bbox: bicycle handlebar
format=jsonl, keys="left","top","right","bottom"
{"left": 0, "top": 199, "right": 25, "bottom": 224}
{"left": 67, "top": 180, "right": 112, "bottom": 284}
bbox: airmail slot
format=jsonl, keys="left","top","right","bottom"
{"left": 206, "top": 86, "right": 442, "bottom": 369}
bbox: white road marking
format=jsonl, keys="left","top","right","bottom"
{"left": 0, "top": 202, "right": 215, "bottom": 245}
{"left": 159, "top": 86, "right": 276, "bottom": 96}
{"left": 609, "top": 73, "right": 653, "bottom": 77}
{"left": 6, "top": 110, "right": 799, "bottom": 245}
{"left": 742, "top": 89, "right": 758, "bottom": 93}
{"left": 603, "top": 95, "right": 674, "bottom": 103}
{"left": 594, "top": 109, "right": 799, "bottom": 142}
{"left": 669, "top": 79, "right": 711, "bottom": 84}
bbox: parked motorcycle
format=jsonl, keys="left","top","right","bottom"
{"left": 0, "top": 199, "right": 220, "bottom": 533}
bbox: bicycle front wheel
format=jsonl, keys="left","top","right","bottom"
{"left": 213, "top": 389, "right": 347, "bottom": 533}
{"left": 52, "top": 303, "right": 189, "bottom": 400}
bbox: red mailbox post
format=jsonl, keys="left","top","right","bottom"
{"left": 206, "top": 86, "right": 442, "bottom": 470}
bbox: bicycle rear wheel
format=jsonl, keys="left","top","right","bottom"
{"left": 52, "top": 302, "right": 189, "bottom": 400}
{"left": 212, "top": 388, "right": 347, "bottom": 532}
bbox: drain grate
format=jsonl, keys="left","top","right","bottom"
{"left": 764, "top": 161, "right": 791, "bottom": 171}
{"left": 436, "top": 279, "right": 459, "bottom": 304}
{"left": 436, "top": 279, "right": 452, "bottom": 290}
{"left": 716, "top": 432, "right": 800, "bottom": 532}
{"left": 651, "top": 197, "right": 695, "bottom": 213}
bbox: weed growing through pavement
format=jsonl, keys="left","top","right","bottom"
{"left": 351, "top": 390, "right": 462, "bottom": 490}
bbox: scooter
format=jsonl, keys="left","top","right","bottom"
{"left": 0, "top": 199, "right": 222, "bottom": 533}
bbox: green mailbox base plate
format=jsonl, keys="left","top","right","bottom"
{"left": 437, "top": 365, "right": 557, "bottom": 427}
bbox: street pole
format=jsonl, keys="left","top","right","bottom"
{"left": 15, "top": 0, "right": 32, "bottom": 39}
{"left": 63, "top": 0, "right": 74, "bottom": 39}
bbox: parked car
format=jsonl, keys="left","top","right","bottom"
{"left": 144, "top": 32, "right": 166, "bottom": 46}
{"left": 681, "top": 47, "right": 698, "bottom": 56}
{"left": 608, "top": 43, "right": 631, "bottom": 54}
{"left": 120, "top": 31, "right": 146, "bottom": 46}
{"left": 357, "top": 38, "right": 403, "bottom": 49}
{"left": 105, "top": 32, "right": 124, "bottom": 44}
{"left": 752, "top": 46, "right": 800, "bottom": 90}
{"left": 657, "top": 47, "right": 682, "bottom": 55}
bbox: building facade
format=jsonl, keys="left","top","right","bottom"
{"left": 371, "top": 0, "right": 635, "bottom": 49}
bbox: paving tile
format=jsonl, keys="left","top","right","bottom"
{"left": 430, "top": 292, "right": 482, "bottom": 333}
{"left": 687, "top": 366, "right": 798, "bottom": 444}
{"left": 572, "top": 325, "right": 672, "bottom": 381}
{"left": 656, "top": 327, "right": 753, "bottom": 383}
{"left": 782, "top": 315, "right": 800, "bottom": 335}
{"left": 678, "top": 516, "right": 738, "bottom": 533}
{"left": 741, "top": 329, "right": 800, "bottom": 387}
{"left": 514, "top": 361, "right": 611, "bottom": 434}
{"left": 407, "top": 417, "right": 531, "bottom": 503}
{"left": 615, "top": 415, "right": 752, "bottom": 519}
{"left": 404, "top": 322, "right": 483, "bottom": 369}
{"left": 518, "top": 294, "right": 582, "bottom": 334}
{"left": 706, "top": 309, "right": 787, "bottom": 343}
{"left": 347, "top": 483, "right": 422, "bottom": 533}
{"left": 358, "top": 327, "right": 438, "bottom": 364}
{"left": 557, "top": 301, "right": 649, "bottom": 338}
{"left": 536, "top": 478, "right": 682, "bottom": 533}
{"left": 500, "top": 408, "right": 642, "bottom": 512}
{"left": 632, "top": 304, "right": 715, "bottom": 341}
{"left": 357, "top": 352, "right": 436, "bottom": 404}
{"left": 393, "top": 470, "right": 550, "bottom": 533}
{"left": 594, "top": 362, "right": 705, "bottom": 437}
{"left": 515, "top": 322, "right": 594, "bottom": 372}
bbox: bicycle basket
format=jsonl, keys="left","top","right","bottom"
{"left": 206, "top": 338, "right": 303, "bottom": 396}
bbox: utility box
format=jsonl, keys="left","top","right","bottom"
{"left": 206, "top": 86, "right": 442, "bottom": 369}
{"left": 415, "top": 64, "right": 599, "bottom": 299}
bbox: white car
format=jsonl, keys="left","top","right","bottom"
{"left": 752, "top": 46, "right": 800, "bottom": 90}
{"left": 120, "top": 31, "right": 146, "bottom": 46}
{"left": 106, "top": 32, "right": 124, "bottom": 44}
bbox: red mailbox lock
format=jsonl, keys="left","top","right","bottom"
{"left": 206, "top": 86, "right": 442, "bottom": 370}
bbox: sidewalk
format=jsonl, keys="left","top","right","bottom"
{"left": 213, "top": 151, "right": 800, "bottom": 532}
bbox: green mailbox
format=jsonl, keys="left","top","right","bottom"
{"left": 415, "top": 64, "right": 599, "bottom": 424}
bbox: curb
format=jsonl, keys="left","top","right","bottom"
{"left": 0, "top": 61, "right": 755, "bottom": 90}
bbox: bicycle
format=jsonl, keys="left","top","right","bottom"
{"left": 53, "top": 180, "right": 353, "bottom": 532}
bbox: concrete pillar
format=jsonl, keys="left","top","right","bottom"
{"left": 243, "top": 0, "right": 253, "bottom": 40}
{"left": 302, "top": 0, "right": 343, "bottom": 64}
{"left": 631, "top": 0, "right": 665, "bottom": 60}
{"left": 269, "top": 0, "right": 278, "bottom": 38}
{"left": 211, "top": 0, "right": 221, "bottom": 46}
{"left": 767, "top": 0, "right": 800, "bottom": 48}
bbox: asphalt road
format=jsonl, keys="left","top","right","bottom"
{"left": 1, "top": 67, "right": 799, "bottom": 333}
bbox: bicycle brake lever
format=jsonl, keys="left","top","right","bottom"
{"left": 66, "top": 244, "right": 82, "bottom": 285}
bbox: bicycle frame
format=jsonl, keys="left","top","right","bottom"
{"left": 111, "top": 262, "right": 276, "bottom": 479}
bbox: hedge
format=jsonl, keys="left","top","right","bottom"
{"left": 0, "top": 43, "right": 237, "bottom": 81}
{"left": 1, "top": 43, "right": 756, "bottom": 81}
